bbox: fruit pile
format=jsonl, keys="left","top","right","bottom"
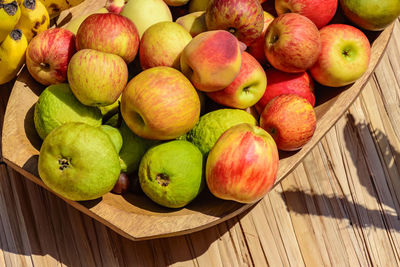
{"left": 8, "top": 0, "right": 400, "bottom": 208}
{"left": 0, "top": 0, "right": 86, "bottom": 85}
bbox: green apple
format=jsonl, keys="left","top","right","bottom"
{"left": 176, "top": 11, "right": 207, "bottom": 37}
{"left": 139, "top": 21, "right": 192, "bottom": 70}
{"left": 121, "top": 0, "right": 172, "bottom": 37}
{"left": 67, "top": 49, "right": 128, "bottom": 107}
{"left": 340, "top": 0, "right": 400, "bottom": 31}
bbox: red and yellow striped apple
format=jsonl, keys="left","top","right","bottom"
{"left": 309, "top": 24, "right": 371, "bottom": 87}
{"left": 247, "top": 11, "right": 274, "bottom": 67}
{"left": 67, "top": 49, "right": 128, "bottom": 106}
{"left": 76, "top": 13, "right": 139, "bottom": 63}
{"left": 180, "top": 30, "right": 242, "bottom": 92}
{"left": 26, "top": 28, "right": 76, "bottom": 85}
{"left": 205, "top": 0, "right": 264, "bottom": 45}
{"left": 275, "top": 0, "right": 338, "bottom": 29}
{"left": 105, "top": 0, "right": 126, "bottom": 14}
{"left": 121, "top": 66, "right": 201, "bottom": 140}
{"left": 260, "top": 94, "right": 316, "bottom": 151}
{"left": 255, "top": 69, "right": 315, "bottom": 114}
{"left": 264, "top": 13, "right": 321, "bottom": 73}
{"left": 206, "top": 123, "right": 279, "bottom": 203}
{"left": 207, "top": 52, "right": 267, "bottom": 109}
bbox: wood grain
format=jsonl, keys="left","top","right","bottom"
{"left": 0, "top": 0, "right": 396, "bottom": 241}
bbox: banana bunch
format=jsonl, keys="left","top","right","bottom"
{"left": 15, "top": 0, "right": 50, "bottom": 42}
{"left": 0, "top": 0, "right": 50, "bottom": 85}
{"left": 40, "top": 0, "right": 85, "bottom": 18}
{"left": 0, "top": 29, "right": 28, "bottom": 85}
{"left": 0, "top": 0, "right": 86, "bottom": 85}
{"left": 0, "top": 0, "right": 21, "bottom": 43}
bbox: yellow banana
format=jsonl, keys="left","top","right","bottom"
{"left": 15, "top": 0, "right": 50, "bottom": 42}
{"left": 0, "top": 29, "right": 28, "bottom": 85}
{"left": 39, "top": 0, "right": 85, "bottom": 19}
{"left": 0, "top": 1, "right": 21, "bottom": 43}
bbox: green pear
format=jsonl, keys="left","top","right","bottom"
{"left": 99, "top": 125, "right": 123, "bottom": 153}
{"left": 139, "top": 140, "right": 203, "bottom": 208}
{"left": 34, "top": 83, "right": 102, "bottom": 140}
{"left": 38, "top": 122, "right": 121, "bottom": 201}
{"left": 118, "top": 121, "right": 159, "bottom": 174}
{"left": 99, "top": 95, "right": 121, "bottom": 122}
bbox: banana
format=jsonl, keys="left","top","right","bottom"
{"left": 0, "top": 29, "right": 28, "bottom": 85}
{"left": 15, "top": 0, "right": 50, "bottom": 42}
{"left": 0, "top": 1, "right": 21, "bottom": 43}
{"left": 39, "top": 0, "right": 85, "bottom": 19}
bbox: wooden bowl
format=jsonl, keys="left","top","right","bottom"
{"left": 1, "top": 0, "right": 394, "bottom": 240}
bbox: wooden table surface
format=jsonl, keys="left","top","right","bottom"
{"left": 0, "top": 19, "right": 400, "bottom": 267}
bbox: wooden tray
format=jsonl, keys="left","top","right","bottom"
{"left": 1, "top": 0, "right": 394, "bottom": 240}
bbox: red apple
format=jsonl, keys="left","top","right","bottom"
{"left": 121, "top": 66, "right": 201, "bottom": 140}
{"left": 180, "top": 30, "right": 242, "bottom": 92}
{"left": 206, "top": 123, "right": 279, "bottom": 203}
{"left": 207, "top": 52, "right": 267, "bottom": 109}
{"left": 309, "top": 24, "right": 371, "bottom": 87}
{"left": 76, "top": 13, "right": 139, "bottom": 63}
{"left": 247, "top": 11, "right": 274, "bottom": 66}
{"left": 275, "top": 0, "right": 338, "bottom": 29}
{"left": 255, "top": 69, "right": 315, "bottom": 114}
{"left": 26, "top": 28, "right": 76, "bottom": 85}
{"left": 260, "top": 94, "right": 316, "bottom": 151}
{"left": 105, "top": 0, "right": 126, "bottom": 14}
{"left": 205, "top": 0, "right": 264, "bottom": 46}
{"left": 264, "top": 13, "right": 321, "bottom": 73}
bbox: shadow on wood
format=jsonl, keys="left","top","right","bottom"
{"left": 280, "top": 114, "right": 400, "bottom": 232}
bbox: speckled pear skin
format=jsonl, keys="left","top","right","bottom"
{"left": 38, "top": 122, "right": 121, "bottom": 201}
{"left": 139, "top": 140, "right": 203, "bottom": 208}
